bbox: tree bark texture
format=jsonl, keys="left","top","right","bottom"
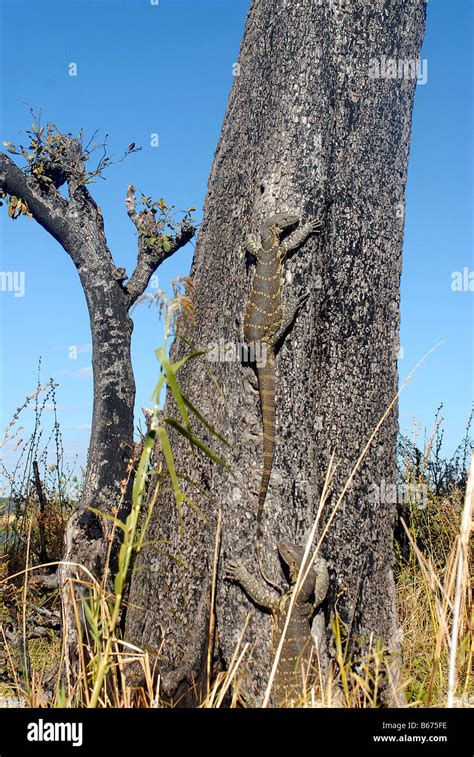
{"left": 59, "top": 263, "right": 136, "bottom": 673}
{"left": 126, "top": 0, "right": 427, "bottom": 704}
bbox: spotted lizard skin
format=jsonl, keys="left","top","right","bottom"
{"left": 226, "top": 541, "right": 329, "bottom": 705}
{"left": 243, "top": 214, "right": 321, "bottom": 585}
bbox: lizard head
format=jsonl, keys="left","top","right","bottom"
{"left": 260, "top": 213, "right": 299, "bottom": 247}
{"left": 277, "top": 541, "right": 310, "bottom": 586}
{"left": 277, "top": 541, "right": 325, "bottom": 602}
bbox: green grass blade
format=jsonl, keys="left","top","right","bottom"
{"left": 155, "top": 346, "right": 190, "bottom": 428}
{"left": 86, "top": 506, "right": 126, "bottom": 532}
{"left": 172, "top": 349, "right": 209, "bottom": 374}
{"left": 163, "top": 418, "right": 227, "bottom": 467}
{"left": 181, "top": 393, "right": 230, "bottom": 447}
{"left": 156, "top": 426, "right": 184, "bottom": 535}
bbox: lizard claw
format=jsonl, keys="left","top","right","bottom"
{"left": 245, "top": 233, "right": 260, "bottom": 256}
{"left": 308, "top": 218, "right": 323, "bottom": 234}
{"left": 225, "top": 560, "right": 245, "bottom": 582}
{"left": 313, "top": 557, "right": 330, "bottom": 607}
{"left": 296, "top": 291, "right": 310, "bottom": 309}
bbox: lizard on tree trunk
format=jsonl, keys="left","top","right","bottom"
{"left": 226, "top": 542, "right": 329, "bottom": 705}
{"left": 242, "top": 213, "right": 322, "bottom": 588}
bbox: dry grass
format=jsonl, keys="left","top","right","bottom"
{"left": 396, "top": 490, "right": 472, "bottom": 706}
{"left": 1, "top": 449, "right": 470, "bottom": 710}
{"left": 0, "top": 350, "right": 472, "bottom": 708}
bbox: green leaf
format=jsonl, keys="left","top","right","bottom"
{"left": 172, "top": 349, "right": 209, "bottom": 375}
{"left": 163, "top": 418, "right": 227, "bottom": 467}
{"left": 85, "top": 506, "right": 126, "bottom": 532}
{"left": 114, "top": 572, "right": 122, "bottom": 596}
{"left": 155, "top": 346, "right": 190, "bottom": 428}
{"left": 150, "top": 372, "right": 165, "bottom": 407}
{"left": 181, "top": 392, "right": 230, "bottom": 447}
{"left": 144, "top": 236, "right": 158, "bottom": 249}
{"left": 82, "top": 599, "right": 101, "bottom": 646}
{"left": 157, "top": 426, "right": 184, "bottom": 535}
{"left": 132, "top": 429, "right": 156, "bottom": 509}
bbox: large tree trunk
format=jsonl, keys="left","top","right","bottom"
{"left": 126, "top": 0, "right": 427, "bottom": 704}
{"left": 58, "top": 233, "right": 136, "bottom": 678}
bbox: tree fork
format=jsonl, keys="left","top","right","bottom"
{"left": 0, "top": 136, "right": 195, "bottom": 680}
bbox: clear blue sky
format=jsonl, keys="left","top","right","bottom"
{"left": 0, "top": 0, "right": 472, "bottom": 480}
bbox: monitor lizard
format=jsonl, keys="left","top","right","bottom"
{"left": 242, "top": 213, "right": 322, "bottom": 588}
{"left": 226, "top": 542, "right": 329, "bottom": 705}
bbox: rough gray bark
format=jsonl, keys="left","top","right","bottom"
{"left": 0, "top": 140, "right": 194, "bottom": 678}
{"left": 126, "top": 0, "right": 427, "bottom": 704}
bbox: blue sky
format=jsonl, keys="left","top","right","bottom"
{"left": 0, "top": 0, "right": 472, "bottom": 480}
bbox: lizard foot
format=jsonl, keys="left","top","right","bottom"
{"left": 225, "top": 560, "right": 246, "bottom": 583}
{"left": 308, "top": 218, "right": 323, "bottom": 234}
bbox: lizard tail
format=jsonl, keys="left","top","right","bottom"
{"left": 256, "top": 349, "right": 276, "bottom": 532}
{"left": 256, "top": 350, "right": 281, "bottom": 593}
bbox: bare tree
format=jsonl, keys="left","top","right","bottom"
{"left": 125, "top": 0, "right": 427, "bottom": 705}
{"left": 0, "top": 123, "right": 195, "bottom": 671}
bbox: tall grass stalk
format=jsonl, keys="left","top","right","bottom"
{"left": 447, "top": 453, "right": 473, "bottom": 707}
